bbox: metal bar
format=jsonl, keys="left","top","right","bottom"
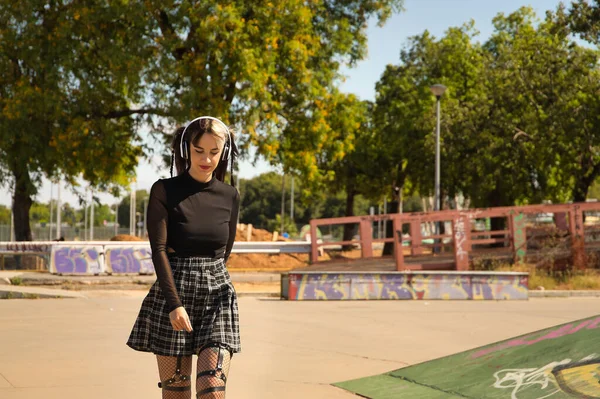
{"left": 471, "top": 238, "right": 510, "bottom": 245}
{"left": 393, "top": 217, "right": 404, "bottom": 271}
{"left": 359, "top": 220, "right": 373, "bottom": 258}
{"left": 569, "top": 206, "right": 586, "bottom": 270}
{"left": 470, "top": 230, "right": 510, "bottom": 237}
{"left": 309, "top": 221, "right": 319, "bottom": 263}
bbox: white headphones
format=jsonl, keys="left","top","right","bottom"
{"left": 179, "top": 116, "right": 232, "bottom": 162}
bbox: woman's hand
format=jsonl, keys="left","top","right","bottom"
{"left": 169, "top": 306, "right": 193, "bottom": 332}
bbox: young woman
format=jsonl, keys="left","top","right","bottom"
{"left": 127, "top": 116, "right": 240, "bottom": 398}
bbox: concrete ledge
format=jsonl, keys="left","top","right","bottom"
{"left": 529, "top": 290, "right": 600, "bottom": 298}
{"left": 0, "top": 285, "right": 85, "bottom": 299}
{"left": 283, "top": 271, "right": 529, "bottom": 300}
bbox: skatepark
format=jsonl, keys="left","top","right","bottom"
{"left": 0, "top": 283, "right": 598, "bottom": 398}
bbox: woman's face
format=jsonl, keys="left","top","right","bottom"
{"left": 189, "top": 133, "right": 223, "bottom": 180}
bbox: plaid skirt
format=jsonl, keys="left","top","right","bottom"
{"left": 126, "top": 256, "right": 241, "bottom": 356}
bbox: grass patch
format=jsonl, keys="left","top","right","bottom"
{"left": 481, "top": 261, "right": 600, "bottom": 290}
{"left": 9, "top": 276, "right": 22, "bottom": 285}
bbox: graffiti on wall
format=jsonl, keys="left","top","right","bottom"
{"left": 52, "top": 246, "right": 103, "bottom": 274}
{"left": 286, "top": 272, "right": 528, "bottom": 301}
{"left": 0, "top": 243, "right": 53, "bottom": 253}
{"left": 105, "top": 246, "right": 154, "bottom": 274}
{"left": 493, "top": 354, "right": 600, "bottom": 399}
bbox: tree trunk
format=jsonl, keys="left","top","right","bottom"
{"left": 572, "top": 165, "right": 598, "bottom": 203}
{"left": 12, "top": 165, "right": 34, "bottom": 241}
{"left": 342, "top": 186, "right": 356, "bottom": 251}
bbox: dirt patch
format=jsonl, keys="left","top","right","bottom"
{"left": 110, "top": 234, "right": 145, "bottom": 241}
{"left": 227, "top": 253, "right": 310, "bottom": 271}
{"left": 235, "top": 224, "right": 289, "bottom": 242}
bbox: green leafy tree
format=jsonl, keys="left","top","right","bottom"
{"left": 29, "top": 202, "right": 50, "bottom": 225}
{"left": 483, "top": 8, "right": 600, "bottom": 204}
{"left": 375, "top": 7, "right": 600, "bottom": 213}
{"left": 2, "top": 0, "right": 403, "bottom": 241}
{"left": 239, "top": 172, "right": 313, "bottom": 230}
{"left": 0, "top": 205, "right": 9, "bottom": 224}
{"left": 142, "top": 0, "right": 403, "bottom": 185}
{"left": 310, "top": 93, "right": 386, "bottom": 246}
{"left": 0, "top": 2, "right": 153, "bottom": 240}
{"left": 117, "top": 190, "right": 149, "bottom": 229}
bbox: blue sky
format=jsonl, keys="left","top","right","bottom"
{"left": 0, "top": 0, "right": 567, "bottom": 207}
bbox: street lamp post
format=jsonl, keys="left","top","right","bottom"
{"left": 430, "top": 84, "right": 447, "bottom": 252}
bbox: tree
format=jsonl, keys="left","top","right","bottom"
{"left": 483, "top": 8, "right": 600, "bottom": 204}
{"left": 140, "top": 0, "right": 403, "bottom": 184}
{"left": 0, "top": 205, "right": 9, "bottom": 224}
{"left": 2, "top": 0, "right": 404, "bottom": 241}
{"left": 238, "top": 171, "right": 372, "bottom": 234}
{"left": 309, "top": 92, "right": 386, "bottom": 247}
{"left": 0, "top": 1, "right": 153, "bottom": 240}
{"left": 29, "top": 202, "right": 50, "bottom": 225}
{"left": 374, "top": 7, "right": 600, "bottom": 214}
{"left": 117, "top": 190, "right": 149, "bottom": 229}
{"left": 559, "top": 0, "right": 600, "bottom": 44}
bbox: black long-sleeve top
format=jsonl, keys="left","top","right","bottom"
{"left": 146, "top": 171, "right": 240, "bottom": 312}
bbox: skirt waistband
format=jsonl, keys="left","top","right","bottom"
{"left": 167, "top": 255, "right": 225, "bottom": 269}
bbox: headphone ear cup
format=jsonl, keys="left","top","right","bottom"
{"left": 182, "top": 141, "right": 188, "bottom": 159}
{"left": 222, "top": 143, "right": 230, "bottom": 161}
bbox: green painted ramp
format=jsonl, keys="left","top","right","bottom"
{"left": 335, "top": 315, "right": 600, "bottom": 398}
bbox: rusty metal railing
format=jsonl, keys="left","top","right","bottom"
{"left": 309, "top": 202, "right": 600, "bottom": 271}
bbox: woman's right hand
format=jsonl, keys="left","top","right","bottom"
{"left": 169, "top": 306, "right": 193, "bottom": 332}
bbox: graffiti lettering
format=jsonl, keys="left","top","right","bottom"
{"left": 493, "top": 354, "right": 598, "bottom": 399}
{"left": 453, "top": 216, "right": 468, "bottom": 261}
{"left": 0, "top": 243, "right": 52, "bottom": 253}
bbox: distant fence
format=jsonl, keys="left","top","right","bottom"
{"left": 309, "top": 202, "right": 600, "bottom": 271}
{"left": 0, "top": 225, "right": 135, "bottom": 241}
{"left": 0, "top": 241, "right": 311, "bottom": 274}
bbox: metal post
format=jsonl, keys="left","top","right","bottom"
{"left": 435, "top": 97, "right": 441, "bottom": 214}
{"left": 114, "top": 202, "right": 119, "bottom": 236}
{"left": 434, "top": 97, "right": 441, "bottom": 253}
{"left": 9, "top": 204, "right": 14, "bottom": 242}
{"left": 56, "top": 180, "right": 61, "bottom": 239}
{"left": 383, "top": 197, "right": 388, "bottom": 238}
{"left": 130, "top": 188, "right": 136, "bottom": 236}
{"left": 49, "top": 182, "right": 53, "bottom": 240}
{"left": 290, "top": 177, "right": 294, "bottom": 222}
{"left": 84, "top": 201, "right": 88, "bottom": 241}
{"left": 143, "top": 199, "right": 147, "bottom": 238}
{"left": 378, "top": 204, "right": 382, "bottom": 239}
{"left": 280, "top": 174, "right": 285, "bottom": 234}
{"left": 90, "top": 191, "right": 94, "bottom": 241}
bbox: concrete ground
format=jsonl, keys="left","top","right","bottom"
{"left": 0, "top": 294, "right": 598, "bottom": 399}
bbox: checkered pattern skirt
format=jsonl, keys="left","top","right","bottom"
{"left": 126, "top": 256, "right": 241, "bottom": 356}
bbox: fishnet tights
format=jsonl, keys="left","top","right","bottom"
{"left": 156, "top": 346, "right": 232, "bottom": 399}
{"left": 157, "top": 355, "right": 192, "bottom": 399}
{"left": 196, "top": 346, "right": 232, "bottom": 398}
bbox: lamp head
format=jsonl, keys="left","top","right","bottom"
{"left": 430, "top": 84, "right": 447, "bottom": 98}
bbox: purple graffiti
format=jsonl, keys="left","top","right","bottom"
{"left": 288, "top": 273, "right": 528, "bottom": 301}
{"left": 107, "top": 247, "right": 154, "bottom": 274}
{"left": 53, "top": 247, "right": 101, "bottom": 274}
{"left": 472, "top": 316, "right": 600, "bottom": 359}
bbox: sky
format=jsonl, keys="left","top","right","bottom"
{"left": 0, "top": 0, "right": 567, "bottom": 208}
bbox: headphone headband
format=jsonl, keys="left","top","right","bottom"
{"left": 179, "top": 116, "right": 232, "bottom": 161}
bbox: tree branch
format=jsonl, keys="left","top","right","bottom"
{"left": 92, "top": 108, "right": 170, "bottom": 119}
